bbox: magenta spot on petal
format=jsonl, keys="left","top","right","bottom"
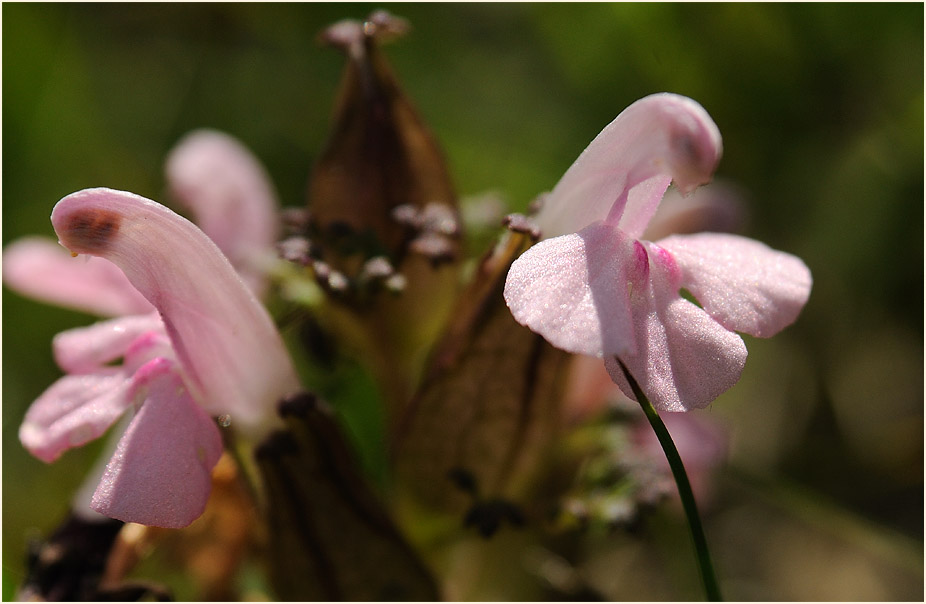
{"left": 649, "top": 243, "right": 683, "bottom": 285}
{"left": 632, "top": 240, "right": 650, "bottom": 279}
{"left": 654, "top": 244, "right": 679, "bottom": 272}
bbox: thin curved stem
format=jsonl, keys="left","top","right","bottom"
{"left": 616, "top": 358, "right": 722, "bottom": 601}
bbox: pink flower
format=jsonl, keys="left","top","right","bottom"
{"left": 5, "top": 132, "right": 289, "bottom": 526}
{"left": 504, "top": 93, "right": 812, "bottom": 411}
{"left": 6, "top": 132, "right": 296, "bottom": 529}
{"left": 13, "top": 188, "right": 300, "bottom": 529}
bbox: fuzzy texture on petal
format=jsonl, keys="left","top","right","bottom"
{"left": 505, "top": 222, "right": 644, "bottom": 358}
{"left": 658, "top": 232, "right": 813, "bottom": 337}
{"left": 53, "top": 313, "right": 164, "bottom": 374}
{"left": 51, "top": 188, "right": 300, "bottom": 434}
{"left": 604, "top": 243, "right": 747, "bottom": 411}
{"left": 2, "top": 237, "right": 154, "bottom": 316}
{"left": 534, "top": 93, "right": 722, "bottom": 240}
{"left": 91, "top": 358, "right": 223, "bottom": 529}
{"left": 614, "top": 175, "right": 673, "bottom": 239}
{"left": 165, "top": 129, "right": 280, "bottom": 296}
{"left": 19, "top": 371, "right": 133, "bottom": 463}
{"left": 69, "top": 414, "right": 132, "bottom": 522}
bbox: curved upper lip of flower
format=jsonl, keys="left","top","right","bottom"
{"left": 533, "top": 92, "right": 723, "bottom": 241}
{"left": 51, "top": 187, "right": 301, "bottom": 434}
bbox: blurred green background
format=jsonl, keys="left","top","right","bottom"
{"left": 3, "top": 3, "right": 922, "bottom": 600}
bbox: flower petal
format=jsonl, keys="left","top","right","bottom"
{"left": 123, "top": 330, "right": 176, "bottom": 373}
{"left": 51, "top": 188, "right": 301, "bottom": 434}
{"left": 658, "top": 232, "right": 812, "bottom": 337}
{"left": 19, "top": 371, "right": 133, "bottom": 463}
{"left": 505, "top": 222, "right": 642, "bottom": 357}
{"left": 70, "top": 414, "right": 133, "bottom": 522}
{"left": 535, "top": 93, "right": 722, "bottom": 240}
{"left": 52, "top": 313, "right": 164, "bottom": 373}
{"left": 91, "top": 358, "right": 223, "bottom": 528}
{"left": 2, "top": 236, "right": 154, "bottom": 316}
{"left": 604, "top": 243, "right": 747, "bottom": 411}
{"left": 617, "top": 175, "right": 673, "bottom": 239}
{"left": 164, "top": 129, "right": 280, "bottom": 295}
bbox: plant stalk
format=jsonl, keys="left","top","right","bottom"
{"left": 616, "top": 359, "right": 723, "bottom": 601}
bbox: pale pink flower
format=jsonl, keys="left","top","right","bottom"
{"left": 504, "top": 93, "right": 812, "bottom": 411}
{"left": 9, "top": 184, "right": 298, "bottom": 528}
{"left": 562, "top": 180, "right": 748, "bottom": 423}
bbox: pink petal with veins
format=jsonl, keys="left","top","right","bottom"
{"left": 19, "top": 370, "right": 133, "bottom": 463}
{"left": 51, "top": 188, "right": 300, "bottom": 434}
{"left": 91, "top": 358, "right": 223, "bottom": 529}
{"left": 2, "top": 237, "right": 154, "bottom": 316}
{"left": 658, "top": 232, "right": 813, "bottom": 338}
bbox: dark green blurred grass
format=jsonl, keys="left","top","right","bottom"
{"left": 3, "top": 3, "right": 922, "bottom": 599}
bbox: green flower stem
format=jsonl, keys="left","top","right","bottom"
{"left": 616, "top": 359, "right": 723, "bottom": 601}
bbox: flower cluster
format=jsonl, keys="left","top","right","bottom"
{"left": 6, "top": 13, "right": 816, "bottom": 599}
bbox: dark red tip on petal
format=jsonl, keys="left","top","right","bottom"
{"left": 60, "top": 209, "right": 121, "bottom": 253}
